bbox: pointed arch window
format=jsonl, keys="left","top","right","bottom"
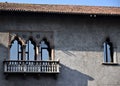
{"left": 25, "top": 38, "right": 36, "bottom": 61}
{"left": 103, "top": 38, "right": 113, "bottom": 62}
{"left": 10, "top": 38, "right": 22, "bottom": 60}
{"left": 39, "top": 39, "right": 51, "bottom": 60}
{"left": 103, "top": 37, "right": 117, "bottom": 64}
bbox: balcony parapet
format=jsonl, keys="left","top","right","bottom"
{"left": 3, "top": 60, "right": 60, "bottom": 74}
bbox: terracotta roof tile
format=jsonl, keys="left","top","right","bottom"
{"left": 0, "top": 2, "right": 120, "bottom": 15}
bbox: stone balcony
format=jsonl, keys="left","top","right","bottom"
{"left": 3, "top": 60, "right": 60, "bottom": 74}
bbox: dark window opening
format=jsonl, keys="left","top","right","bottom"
{"left": 39, "top": 38, "right": 51, "bottom": 60}
{"left": 103, "top": 37, "right": 114, "bottom": 63}
{"left": 10, "top": 37, "right": 23, "bottom": 60}
{"left": 25, "top": 38, "right": 36, "bottom": 61}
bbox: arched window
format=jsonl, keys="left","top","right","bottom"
{"left": 103, "top": 37, "right": 113, "bottom": 63}
{"left": 10, "top": 38, "right": 22, "bottom": 60}
{"left": 25, "top": 39, "right": 36, "bottom": 60}
{"left": 39, "top": 39, "right": 51, "bottom": 60}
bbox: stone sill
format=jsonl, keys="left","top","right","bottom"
{"left": 102, "top": 62, "right": 118, "bottom": 65}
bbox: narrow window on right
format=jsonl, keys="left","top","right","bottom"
{"left": 103, "top": 37, "right": 118, "bottom": 64}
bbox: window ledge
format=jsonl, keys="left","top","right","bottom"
{"left": 102, "top": 62, "right": 118, "bottom": 65}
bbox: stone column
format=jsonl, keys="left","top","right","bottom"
{"left": 35, "top": 45, "right": 40, "bottom": 60}
{"left": 51, "top": 48, "right": 55, "bottom": 60}
{"left": 22, "top": 45, "right": 26, "bottom": 60}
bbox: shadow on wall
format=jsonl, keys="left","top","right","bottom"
{"left": 57, "top": 64, "right": 94, "bottom": 86}
{"left": 0, "top": 44, "right": 8, "bottom": 60}
{"left": 4, "top": 64, "right": 94, "bottom": 86}
{"left": 0, "top": 44, "right": 9, "bottom": 84}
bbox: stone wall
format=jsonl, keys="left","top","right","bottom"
{"left": 0, "top": 14, "right": 120, "bottom": 86}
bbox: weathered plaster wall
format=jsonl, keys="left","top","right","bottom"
{"left": 0, "top": 14, "right": 120, "bottom": 86}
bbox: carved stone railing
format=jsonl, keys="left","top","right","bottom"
{"left": 3, "top": 60, "right": 60, "bottom": 74}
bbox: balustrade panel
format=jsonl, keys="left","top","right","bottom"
{"left": 3, "top": 60, "right": 59, "bottom": 73}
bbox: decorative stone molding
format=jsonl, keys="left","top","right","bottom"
{"left": 9, "top": 31, "right": 54, "bottom": 48}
